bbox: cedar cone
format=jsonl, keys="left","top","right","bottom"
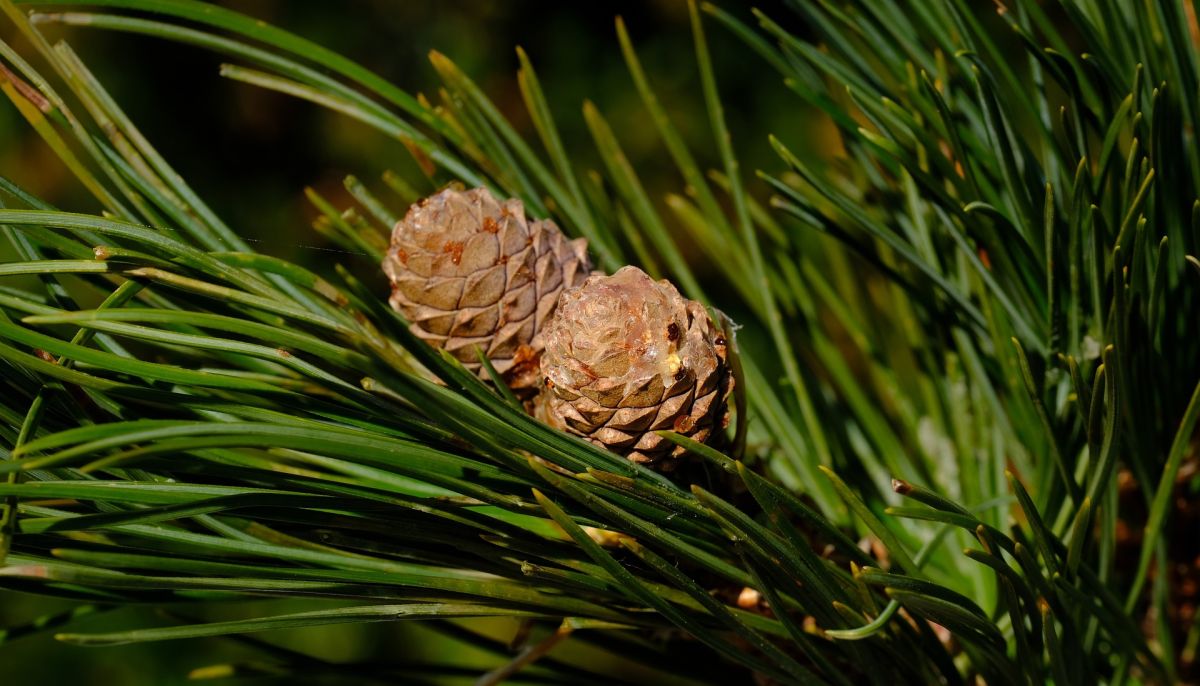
{"left": 382, "top": 187, "right": 591, "bottom": 390}
{"left": 539, "top": 266, "right": 732, "bottom": 469}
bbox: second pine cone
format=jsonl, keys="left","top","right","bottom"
{"left": 538, "top": 266, "right": 732, "bottom": 469}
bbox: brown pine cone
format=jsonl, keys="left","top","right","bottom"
{"left": 382, "top": 187, "right": 591, "bottom": 391}
{"left": 538, "top": 266, "right": 732, "bottom": 469}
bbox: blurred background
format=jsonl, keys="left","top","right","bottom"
{"left": 0, "top": 0, "right": 819, "bottom": 266}
{"left": 0, "top": 1, "right": 817, "bottom": 683}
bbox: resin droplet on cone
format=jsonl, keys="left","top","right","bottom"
{"left": 539, "top": 266, "right": 732, "bottom": 469}
{"left": 382, "top": 187, "right": 591, "bottom": 391}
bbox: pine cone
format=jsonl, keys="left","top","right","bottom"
{"left": 382, "top": 187, "right": 591, "bottom": 391}
{"left": 539, "top": 266, "right": 732, "bottom": 469}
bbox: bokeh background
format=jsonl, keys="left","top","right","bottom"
{"left": 0, "top": 1, "right": 819, "bottom": 683}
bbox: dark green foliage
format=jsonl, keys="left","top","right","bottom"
{"left": 0, "top": 0, "right": 1198, "bottom": 683}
